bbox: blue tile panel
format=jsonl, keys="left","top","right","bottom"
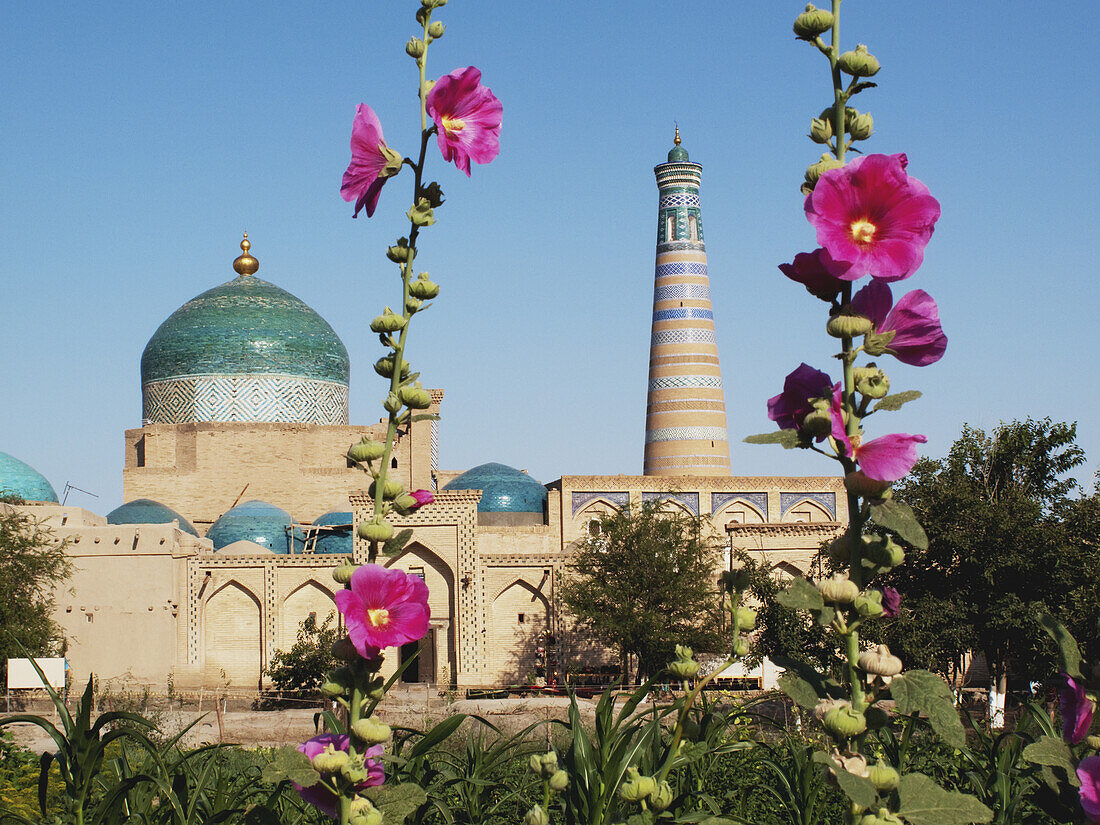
{"left": 653, "top": 308, "right": 714, "bottom": 322}
{"left": 443, "top": 462, "right": 547, "bottom": 513}
{"left": 570, "top": 491, "right": 630, "bottom": 516}
{"left": 641, "top": 491, "right": 700, "bottom": 515}
{"left": 711, "top": 492, "right": 769, "bottom": 519}
{"left": 141, "top": 275, "right": 350, "bottom": 386}
{"left": 654, "top": 283, "right": 711, "bottom": 302}
{"left": 106, "top": 499, "right": 199, "bottom": 536}
{"left": 142, "top": 374, "right": 349, "bottom": 425}
{"left": 780, "top": 492, "right": 837, "bottom": 519}
{"left": 313, "top": 511, "right": 353, "bottom": 555}
{"left": 645, "top": 426, "right": 728, "bottom": 444}
{"left": 0, "top": 451, "right": 59, "bottom": 502}
{"left": 207, "top": 500, "right": 302, "bottom": 553}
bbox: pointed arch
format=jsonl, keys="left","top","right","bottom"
{"left": 384, "top": 541, "right": 456, "bottom": 685}
{"left": 782, "top": 498, "right": 832, "bottom": 523}
{"left": 490, "top": 579, "right": 551, "bottom": 684}
{"left": 203, "top": 580, "right": 262, "bottom": 689}
{"left": 713, "top": 497, "right": 767, "bottom": 525}
{"left": 280, "top": 580, "right": 337, "bottom": 650}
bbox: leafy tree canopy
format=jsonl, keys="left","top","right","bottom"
{"left": 559, "top": 499, "right": 726, "bottom": 681}
{"left": 265, "top": 611, "right": 340, "bottom": 694}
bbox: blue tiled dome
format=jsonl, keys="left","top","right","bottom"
{"left": 0, "top": 452, "right": 59, "bottom": 503}
{"left": 106, "top": 499, "right": 199, "bottom": 536}
{"left": 443, "top": 462, "right": 547, "bottom": 513}
{"left": 207, "top": 500, "right": 300, "bottom": 553}
{"left": 313, "top": 511, "right": 353, "bottom": 555}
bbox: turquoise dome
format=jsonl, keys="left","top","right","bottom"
{"left": 207, "top": 500, "right": 301, "bottom": 553}
{"left": 313, "top": 511, "right": 353, "bottom": 555}
{"left": 0, "top": 452, "right": 58, "bottom": 503}
{"left": 667, "top": 144, "right": 690, "bottom": 162}
{"left": 106, "top": 499, "right": 199, "bottom": 536}
{"left": 443, "top": 462, "right": 547, "bottom": 513}
{"left": 141, "top": 274, "right": 349, "bottom": 386}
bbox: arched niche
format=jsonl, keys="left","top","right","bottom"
{"left": 203, "top": 580, "right": 262, "bottom": 689}
{"left": 773, "top": 561, "right": 806, "bottom": 580}
{"left": 280, "top": 580, "right": 336, "bottom": 650}
{"left": 489, "top": 579, "right": 551, "bottom": 684}
{"left": 782, "top": 498, "right": 832, "bottom": 524}
{"left": 384, "top": 541, "right": 456, "bottom": 685}
{"left": 714, "top": 498, "right": 767, "bottom": 527}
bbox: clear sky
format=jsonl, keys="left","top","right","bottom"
{"left": 2, "top": 1, "right": 1097, "bottom": 512}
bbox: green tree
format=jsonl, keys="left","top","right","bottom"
{"left": 559, "top": 499, "right": 725, "bottom": 682}
{"left": 265, "top": 611, "right": 340, "bottom": 694}
{"left": 0, "top": 499, "right": 72, "bottom": 681}
{"left": 880, "top": 418, "right": 1093, "bottom": 688}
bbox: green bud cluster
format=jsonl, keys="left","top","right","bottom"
{"left": 369, "top": 478, "right": 404, "bottom": 500}
{"left": 351, "top": 717, "right": 392, "bottom": 745}
{"left": 668, "top": 644, "right": 701, "bottom": 680}
{"left": 827, "top": 309, "right": 874, "bottom": 339}
{"left": 405, "top": 37, "right": 426, "bottom": 59}
{"left": 817, "top": 574, "right": 859, "bottom": 604}
{"left": 618, "top": 766, "right": 658, "bottom": 802}
{"left": 858, "top": 644, "right": 903, "bottom": 677}
{"left": 373, "top": 355, "right": 411, "bottom": 379}
{"left": 802, "top": 153, "right": 845, "bottom": 194}
{"left": 370, "top": 307, "right": 407, "bottom": 334}
{"left": 427, "top": 20, "right": 445, "bottom": 38}
{"left": 823, "top": 703, "right": 868, "bottom": 737}
{"left": 332, "top": 562, "right": 357, "bottom": 584}
{"left": 398, "top": 381, "right": 432, "bottom": 409}
{"left": 349, "top": 798, "right": 383, "bottom": 825}
{"left": 528, "top": 751, "right": 559, "bottom": 778}
{"left": 793, "top": 4, "right": 834, "bottom": 39}
{"left": 409, "top": 272, "right": 440, "bottom": 299}
{"left": 386, "top": 237, "right": 415, "bottom": 263}
{"left": 311, "top": 744, "right": 350, "bottom": 773}
{"left": 348, "top": 438, "right": 386, "bottom": 464}
{"left": 523, "top": 805, "right": 549, "bottom": 825}
{"left": 357, "top": 518, "right": 395, "bottom": 543}
{"left": 854, "top": 365, "right": 890, "bottom": 399}
{"left": 838, "top": 44, "right": 881, "bottom": 77}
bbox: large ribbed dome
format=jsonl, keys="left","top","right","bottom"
{"left": 207, "top": 500, "right": 301, "bottom": 553}
{"left": 139, "top": 237, "right": 350, "bottom": 425}
{"left": 106, "top": 499, "right": 199, "bottom": 536}
{"left": 0, "top": 451, "right": 59, "bottom": 503}
{"left": 443, "top": 462, "right": 547, "bottom": 513}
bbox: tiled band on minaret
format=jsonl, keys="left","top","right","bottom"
{"left": 643, "top": 132, "right": 731, "bottom": 476}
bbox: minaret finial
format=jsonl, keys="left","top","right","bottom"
{"left": 233, "top": 231, "right": 259, "bottom": 276}
{"left": 674, "top": 123, "right": 681, "bottom": 145}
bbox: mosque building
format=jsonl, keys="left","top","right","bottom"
{"left": 1, "top": 138, "right": 845, "bottom": 692}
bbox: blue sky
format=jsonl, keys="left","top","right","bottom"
{"left": 2, "top": 1, "right": 1097, "bottom": 511}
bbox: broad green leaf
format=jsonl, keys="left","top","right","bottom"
{"left": 777, "top": 672, "right": 822, "bottom": 710}
{"left": 408, "top": 413, "right": 440, "bottom": 423}
{"left": 363, "top": 783, "right": 428, "bottom": 824}
{"left": 1022, "top": 736, "right": 1079, "bottom": 785}
{"left": 812, "top": 752, "right": 877, "bottom": 808}
{"left": 772, "top": 654, "right": 846, "bottom": 701}
{"left": 897, "top": 773, "right": 993, "bottom": 825}
{"left": 873, "top": 390, "right": 923, "bottom": 412}
{"left": 260, "top": 747, "right": 318, "bottom": 787}
{"left": 383, "top": 528, "right": 414, "bottom": 557}
{"left": 1037, "top": 613, "right": 1082, "bottom": 678}
{"left": 409, "top": 714, "right": 466, "bottom": 758}
{"left": 869, "top": 499, "right": 929, "bottom": 550}
{"left": 890, "top": 670, "right": 965, "bottom": 749}
{"left": 776, "top": 577, "right": 825, "bottom": 612}
{"left": 743, "top": 430, "right": 802, "bottom": 449}
{"left": 817, "top": 605, "right": 837, "bottom": 627}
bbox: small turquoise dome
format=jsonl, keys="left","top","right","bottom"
{"left": 667, "top": 144, "right": 690, "bottom": 163}
{"left": 0, "top": 452, "right": 59, "bottom": 503}
{"left": 106, "top": 499, "right": 199, "bottom": 536}
{"left": 207, "top": 500, "right": 300, "bottom": 553}
{"left": 313, "top": 511, "right": 353, "bottom": 555}
{"left": 443, "top": 462, "right": 547, "bottom": 513}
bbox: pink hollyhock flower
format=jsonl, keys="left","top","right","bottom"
{"left": 294, "top": 734, "right": 384, "bottom": 817}
{"left": 767, "top": 363, "right": 834, "bottom": 432}
{"left": 834, "top": 417, "right": 927, "bottom": 482}
{"left": 850, "top": 279, "right": 947, "bottom": 366}
{"left": 778, "top": 249, "right": 848, "bottom": 302}
{"left": 409, "top": 490, "right": 434, "bottom": 510}
{"left": 878, "top": 586, "right": 901, "bottom": 618}
{"left": 805, "top": 153, "right": 941, "bottom": 282}
{"left": 426, "top": 66, "right": 502, "bottom": 176}
{"left": 1060, "top": 673, "right": 1095, "bottom": 744}
{"left": 341, "top": 104, "right": 400, "bottom": 218}
{"left": 335, "top": 564, "right": 430, "bottom": 656}
{"left": 1079, "top": 756, "right": 1100, "bottom": 823}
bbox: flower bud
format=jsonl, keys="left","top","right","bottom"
{"left": 733, "top": 636, "right": 750, "bottom": 657}
{"left": 868, "top": 761, "right": 900, "bottom": 791}
{"left": 398, "top": 382, "right": 432, "bottom": 409}
{"left": 1086, "top": 734, "right": 1100, "bottom": 749}
{"left": 859, "top": 810, "right": 903, "bottom": 825}
{"left": 405, "top": 296, "right": 423, "bottom": 314}
{"left": 866, "top": 535, "right": 905, "bottom": 569}
{"left": 528, "top": 754, "right": 544, "bottom": 776}
{"left": 849, "top": 111, "right": 874, "bottom": 141}
{"left": 823, "top": 704, "right": 868, "bottom": 737}
{"left": 311, "top": 744, "right": 350, "bottom": 773}
{"left": 341, "top": 759, "right": 371, "bottom": 784}
{"left": 801, "top": 406, "right": 834, "bottom": 438}
{"left": 383, "top": 392, "right": 402, "bottom": 413}
{"left": 405, "top": 37, "right": 426, "bottom": 58}
{"left": 668, "top": 658, "right": 700, "bottom": 680}
{"left": 406, "top": 198, "right": 436, "bottom": 227}
{"left": 854, "top": 366, "right": 889, "bottom": 399}
{"left": 619, "top": 767, "right": 657, "bottom": 802}
{"left": 549, "top": 769, "right": 569, "bottom": 791}
{"left": 802, "top": 153, "right": 845, "bottom": 193}
{"left": 813, "top": 698, "right": 848, "bottom": 722}
{"left": 538, "top": 751, "right": 558, "bottom": 777}
{"left": 357, "top": 518, "right": 395, "bottom": 543}
{"left": 374, "top": 355, "right": 410, "bottom": 379}
{"left": 349, "top": 799, "right": 383, "bottom": 825}
{"left": 735, "top": 606, "right": 758, "bottom": 631}
{"left": 368, "top": 479, "right": 404, "bottom": 500}
{"left": 409, "top": 272, "right": 440, "bottom": 300}
{"left": 793, "top": 3, "right": 834, "bottom": 38}
{"left": 809, "top": 117, "right": 833, "bottom": 144}
{"left": 366, "top": 677, "right": 385, "bottom": 701}
{"left": 650, "top": 780, "right": 674, "bottom": 812}
{"left": 827, "top": 310, "right": 874, "bottom": 339}
{"left": 859, "top": 644, "right": 903, "bottom": 677}
{"left": 524, "top": 805, "right": 550, "bottom": 825}
{"left": 370, "top": 307, "right": 407, "bottom": 334}
{"left": 352, "top": 717, "right": 392, "bottom": 745}
{"left": 333, "top": 562, "right": 357, "bottom": 584}
{"left": 427, "top": 20, "right": 445, "bottom": 38}
{"left": 348, "top": 439, "right": 386, "bottom": 463}
{"left": 817, "top": 574, "right": 859, "bottom": 604}
{"left": 826, "top": 534, "right": 853, "bottom": 564}
{"left": 319, "top": 679, "right": 346, "bottom": 698}
{"left": 331, "top": 638, "right": 360, "bottom": 660}
{"left": 853, "top": 591, "right": 884, "bottom": 619}
{"left": 845, "top": 471, "right": 893, "bottom": 499}
{"left": 386, "top": 238, "right": 415, "bottom": 263}
{"left": 838, "top": 44, "right": 881, "bottom": 77}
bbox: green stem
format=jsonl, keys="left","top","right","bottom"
{"left": 656, "top": 654, "right": 735, "bottom": 786}
{"left": 830, "top": 0, "right": 846, "bottom": 163}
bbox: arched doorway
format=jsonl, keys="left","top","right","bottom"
{"left": 203, "top": 581, "right": 262, "bottom": 689}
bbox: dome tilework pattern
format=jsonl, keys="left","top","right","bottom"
{"left": 0, "top": 452, "right": 59, "bottom": 503}
{"left": 313, "top": 511, "right": 353, "bottom": 555}
{"left": 106, "top": 499, "right": 200, "bottom": 536}
{"left": 442, "top": 462, "right": 547, "bottom": 513}
{"left": 207, "top": 500, "right": 301, "bottom": 553}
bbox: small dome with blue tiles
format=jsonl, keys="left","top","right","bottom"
{"left": 0, "top": 452, "right": 59, "bottom": 503}
{"left": 443, "top": 462, "right": 548, "bottom": 513}
{"left": 312, "top": 511, "right": 353, "bottom": 555}
{"left": 106, "top": 499, "right": 199, "bottom": 536}
{"left": 139, "top": 236, "right": 350, "bottom": 426}
{"left": 207, "top": 500, "right": 300, "bottom": 553}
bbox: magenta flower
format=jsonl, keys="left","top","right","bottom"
{"left": 778, "top": 249, "right": 848, "bottom": 302}
{"left": 294, "top": 734, "right": 384, "bottom": 818}
{"left": 409, "top": 490, "right": 435, "bottom": 510}
{"left": 335, "top": 564, "right": 430, "bottom": 657}
{"left": 879, "top": 587, "right": 901, "bottom": 618}
{"left": 341, "top": 104, "right": 400, "bottom": 218}
{"left": 767, "top": 363, "right": 835, "bottom": 432}
{"left": 426, "top": 66, "right": 502, "bottom": 176}
{"left": 805, "top": 153, "right": 941, "bottom": 282}
{"left": 1060, "top": 673, "right": 1095, "bottom": 744}
{"left": 850, "top": 279, "right": 947, "bottom": 366}
{"left": 1079, "top": 756, "right": 1100, "bottom": 823}
{"left": 835, "top": 425, "right": 927, "bottom": 482}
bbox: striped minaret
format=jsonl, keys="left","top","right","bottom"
{"left": 643, "top": 129, "right": 731, "bottom": 476}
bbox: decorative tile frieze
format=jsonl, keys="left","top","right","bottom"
{"left": 143, "top": 374, "right": 349, "bottom": 425}
{"left": 570, "top": 491, "right": 629, "bottom": 516}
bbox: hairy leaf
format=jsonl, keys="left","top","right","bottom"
{"left": 897, "top": 773, "right": 993, "bottom": 824}
{"left": 743, "top": 430, "right": 802, "bottom": 449}
{"left": 890, "top": 670, "right": 965, "bottom": 749}
{"left": 812, "top": 752, "right": 877, "bottom": 808}
{"left": 260, "top": 747, "right": 318, "bottom": 787}
{"left": 363, "top": 783, "right": 428, "bottom": 824}
{"left": 776, "top": 577, "right": 825, "bottom": 612}
{"left": 383, "top": 528, "right": 414, "bottom": 557}
{"left": 777, "top": 671, "right": 822, "bottom": 709}
{"left": 869, "top": 499, "right": 929, "bottom": 550}
{"left": 1022, "top": 736, "right": 1079, "bottom": 785}
{"left": 1037, "top": 613, "right": 1082, "bottom": 678}
{"left": 873, "top": 390, "right": 922, "bottom": 412}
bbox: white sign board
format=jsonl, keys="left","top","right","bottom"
{"left": 6, "top": 658, "right": 66, "bottom": 690}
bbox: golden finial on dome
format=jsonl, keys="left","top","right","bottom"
{"left": 674, "top": 124, "right": 681, "bottom": 145}
{"left": 233, "top": 231, "right": 259, "bottom": 277}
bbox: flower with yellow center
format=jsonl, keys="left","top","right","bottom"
{"left": 849, "top": 219, "right": 876, "bottom": 245}
{"left": 368, "top": 608, "right": 390, "bottom": 628}
{"left": 441, "top": 115, "right": 465, "bottom": 135}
